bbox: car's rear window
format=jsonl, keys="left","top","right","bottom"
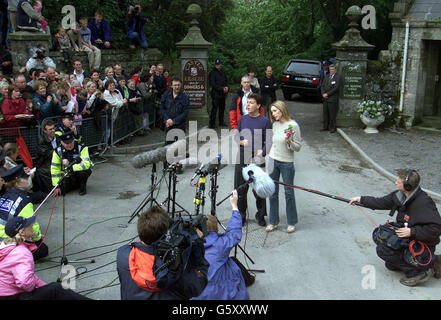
{"left": 286, "top": 61, "right": 320, "bottom": 75}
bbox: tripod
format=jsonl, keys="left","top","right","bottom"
{"left": 209, "top": 166, "right": 260, "bottom": 267}
{"left": 161, "top": 163, "right": 191, "bottom": 218}
{"left": 35, "top": 161, "right": 95, "bottom": 282}
{"left": 128, "top": 163, "right": 167, "bottom": 223}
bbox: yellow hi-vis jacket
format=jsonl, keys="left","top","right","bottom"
{"left": 51, "top": 143, "right": 94, "bottom": 187}
{"left": 0, "top": 188, "right": 42, "bottom": 242}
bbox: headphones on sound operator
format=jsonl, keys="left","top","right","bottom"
{"left": 403, "top": 169, "right": 416, "bottom": 192}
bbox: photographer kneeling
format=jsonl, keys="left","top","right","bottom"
{"left": 349, "top": 169, "right": 441, "bottom": 286}
{"left": 193, "top": 190, "right": 250, "bottom": 300}
{"left": 117, "top": 206, "right": 209, "bottom": 300}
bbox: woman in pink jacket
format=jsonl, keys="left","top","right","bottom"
{"left": 0, "top": 216, "right": 90, "bottom": 300}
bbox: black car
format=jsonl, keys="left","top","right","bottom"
{"left": 280, "top": 59, "right": 322, "bottom": 100}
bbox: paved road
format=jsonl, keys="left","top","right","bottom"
{"left": 33, "top": 93, "right": 441, "bottom": 300}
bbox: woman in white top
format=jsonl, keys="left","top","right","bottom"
{"left": 103, "top": 80, "right": 127, "bottom": 118}
{"left": 248, "top": 67, "right": 260, "bottom": 89}
{"left": 266, "top": 100, "right": 301, "bottom": 233}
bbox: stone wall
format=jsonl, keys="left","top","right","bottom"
{"left": 8, "top": 31, "right": 183, "bottom": 77}
{"left": 364, "top": 58, "right": 402, "bottom": 107}
{"left": 47, "top": 48, "right": 167, "bottom": 75}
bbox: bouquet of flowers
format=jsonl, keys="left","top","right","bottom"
{"left": 284, "top": 124, "right": 296, "bottom": 140}
{"left": 357, "top": 100, "right": 393, "bottom": 119}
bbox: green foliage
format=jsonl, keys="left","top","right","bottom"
{"left": 210, "top": 0, "right": 395, "bottom": 85}
{"left": 43, "top": 0, "right": 232, "bottom": 53}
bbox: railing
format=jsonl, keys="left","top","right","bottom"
{"left": 0, "top": 104, "right": 156, "bottom": 160}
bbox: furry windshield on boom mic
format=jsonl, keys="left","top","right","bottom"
{"left": 131, "top": 139, "right": 187, "bottom": 168}
{"left": 242, "top": 164, "right": 275, "bottom": 198}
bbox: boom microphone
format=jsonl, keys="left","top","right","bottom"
{"left": 242, "top": 164, "right": 275, "bottom": 198}
{"left": 217, "top": 163, "right": 275, "bottom": 206}
{"left": 132, "top": 139, "right": 187, "bottom": 168}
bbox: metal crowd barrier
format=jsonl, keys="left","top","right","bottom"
{"left": 111, "top": 100, "right": 156, "bottom": 146}
{"left": 0, "top": 104, "right": 156, "bottom": 160}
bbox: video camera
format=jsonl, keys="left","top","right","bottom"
{"left": 128, "top": 4, "right": 141, "bottom": 15}
{"left": 154, "top": 214, "right": 207, "bottom": 273}
{"left": 34, "top": 48, "right": 46, "bottom": 60}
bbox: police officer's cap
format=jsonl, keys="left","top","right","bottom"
{"left": 322, "top": 60, "right": 330, "bottom": 66}
{"left": 1, "top": 164, "right": 29, "bottom": 182}
{"left": 61, "top": 112, "right": 74, "bottom": 119}
{"left": 5, "top": 215, "right": 36, "bottom": 238}
{"left": 60, "top": 131, "right": 74, "bottom": 144}
{"left": 214, "top": 58, "right": 222, "bottom": 65}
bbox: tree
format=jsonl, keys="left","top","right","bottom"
{"left": 209, "top": 0, "right": 395, "bottom": 85}
{"left": 43, "top": 0, "right": 233, "bottom": 54}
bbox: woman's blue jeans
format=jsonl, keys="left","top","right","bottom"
{"left": 268, "top": 158, "right": 298, "bottom": 226}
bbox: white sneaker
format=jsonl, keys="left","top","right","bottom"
{"left": 265, "top": 224, "right": 278, "bottom": 232}
{"left": 287, "top": 225, "right": 296, "bottom": 233}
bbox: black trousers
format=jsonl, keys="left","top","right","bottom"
{"left": 33, "top": 239, "right": 49, "bottom": 261}
{"left": 322, "top": 100, "right": 339, "bottom": 130}
{"left": 261, "top": 94, "right": 274, "bottom": 117}
{"left": 61, "top": 169, "right": 92, "bottom": 195}
{"left": 233, "top": 151, "right": 267, "bottom": 220}
{"left": 0, "top": 282, "right": 91, "bottom": 300}
{"left": 210, "top": 96, "right": 226, "bottom": 126}
{"left": 376, "top": 244, "right": 433, "bottom": 278}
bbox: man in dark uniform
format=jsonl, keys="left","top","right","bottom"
{"left": 258, "top": 65, "right": 278, "bottom": 116}
{"left": 320, "top": 64, "right": 340, "bottom": 133}
{"left": 350, "top": 169, "right": 441, "bottom": 287}
{"left": 51, "top": 132, "right": 93, "bottom": 196}
{"left": 209, "top": 59, "right": 229, "bottom": 129}
{"left": 55, "top": 112, "right": 81, "bottom": 143}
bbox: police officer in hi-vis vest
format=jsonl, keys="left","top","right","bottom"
{"left": 51, "top": 131, "right": 93, "bottom": 196}
{"left": 0, "top": 164, "right": 48, "bottom": 261}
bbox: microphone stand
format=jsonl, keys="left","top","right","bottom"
{"left": 212, "top": 170, "right": 259, "bottom": 266}
{"left": 37, "top": 159, "right": 95, "bottom": 281}
{"left": 128, "top": 162, "right": 166, "bottom": 223}
{"left": 162, "top": 163, "right": 189, "bottom": 218}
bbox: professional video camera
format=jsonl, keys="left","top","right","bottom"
{"left": 154, "top": 214, "right": 207, "bottom": 274}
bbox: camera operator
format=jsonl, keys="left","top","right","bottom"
{"left": 127, "top": 3, "right": 148, "bottom": 49}
{"left": 116, "top": 206, "right": 209, "bottom": 300}
{"left": 349, "top": 169, "right": 441, "bottom": 286}
{"left": 25, "top": 45, "right": 56, "bottom": 73}
{"left": 193, "top": 190, "right": 250, "bottom": 300}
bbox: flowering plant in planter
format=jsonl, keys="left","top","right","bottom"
{"left": 357, "top": 100, "right": 393, "bottom": 119}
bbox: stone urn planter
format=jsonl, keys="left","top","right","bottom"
{"left": 360, "top": 114, "right": 385, "bottom": 134}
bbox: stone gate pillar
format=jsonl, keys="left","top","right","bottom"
{"left": 333, "top": 6, "right": 375, "bottom": 127}
{"left": 176, "top": 4, "right": 212, "bottom": 128}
